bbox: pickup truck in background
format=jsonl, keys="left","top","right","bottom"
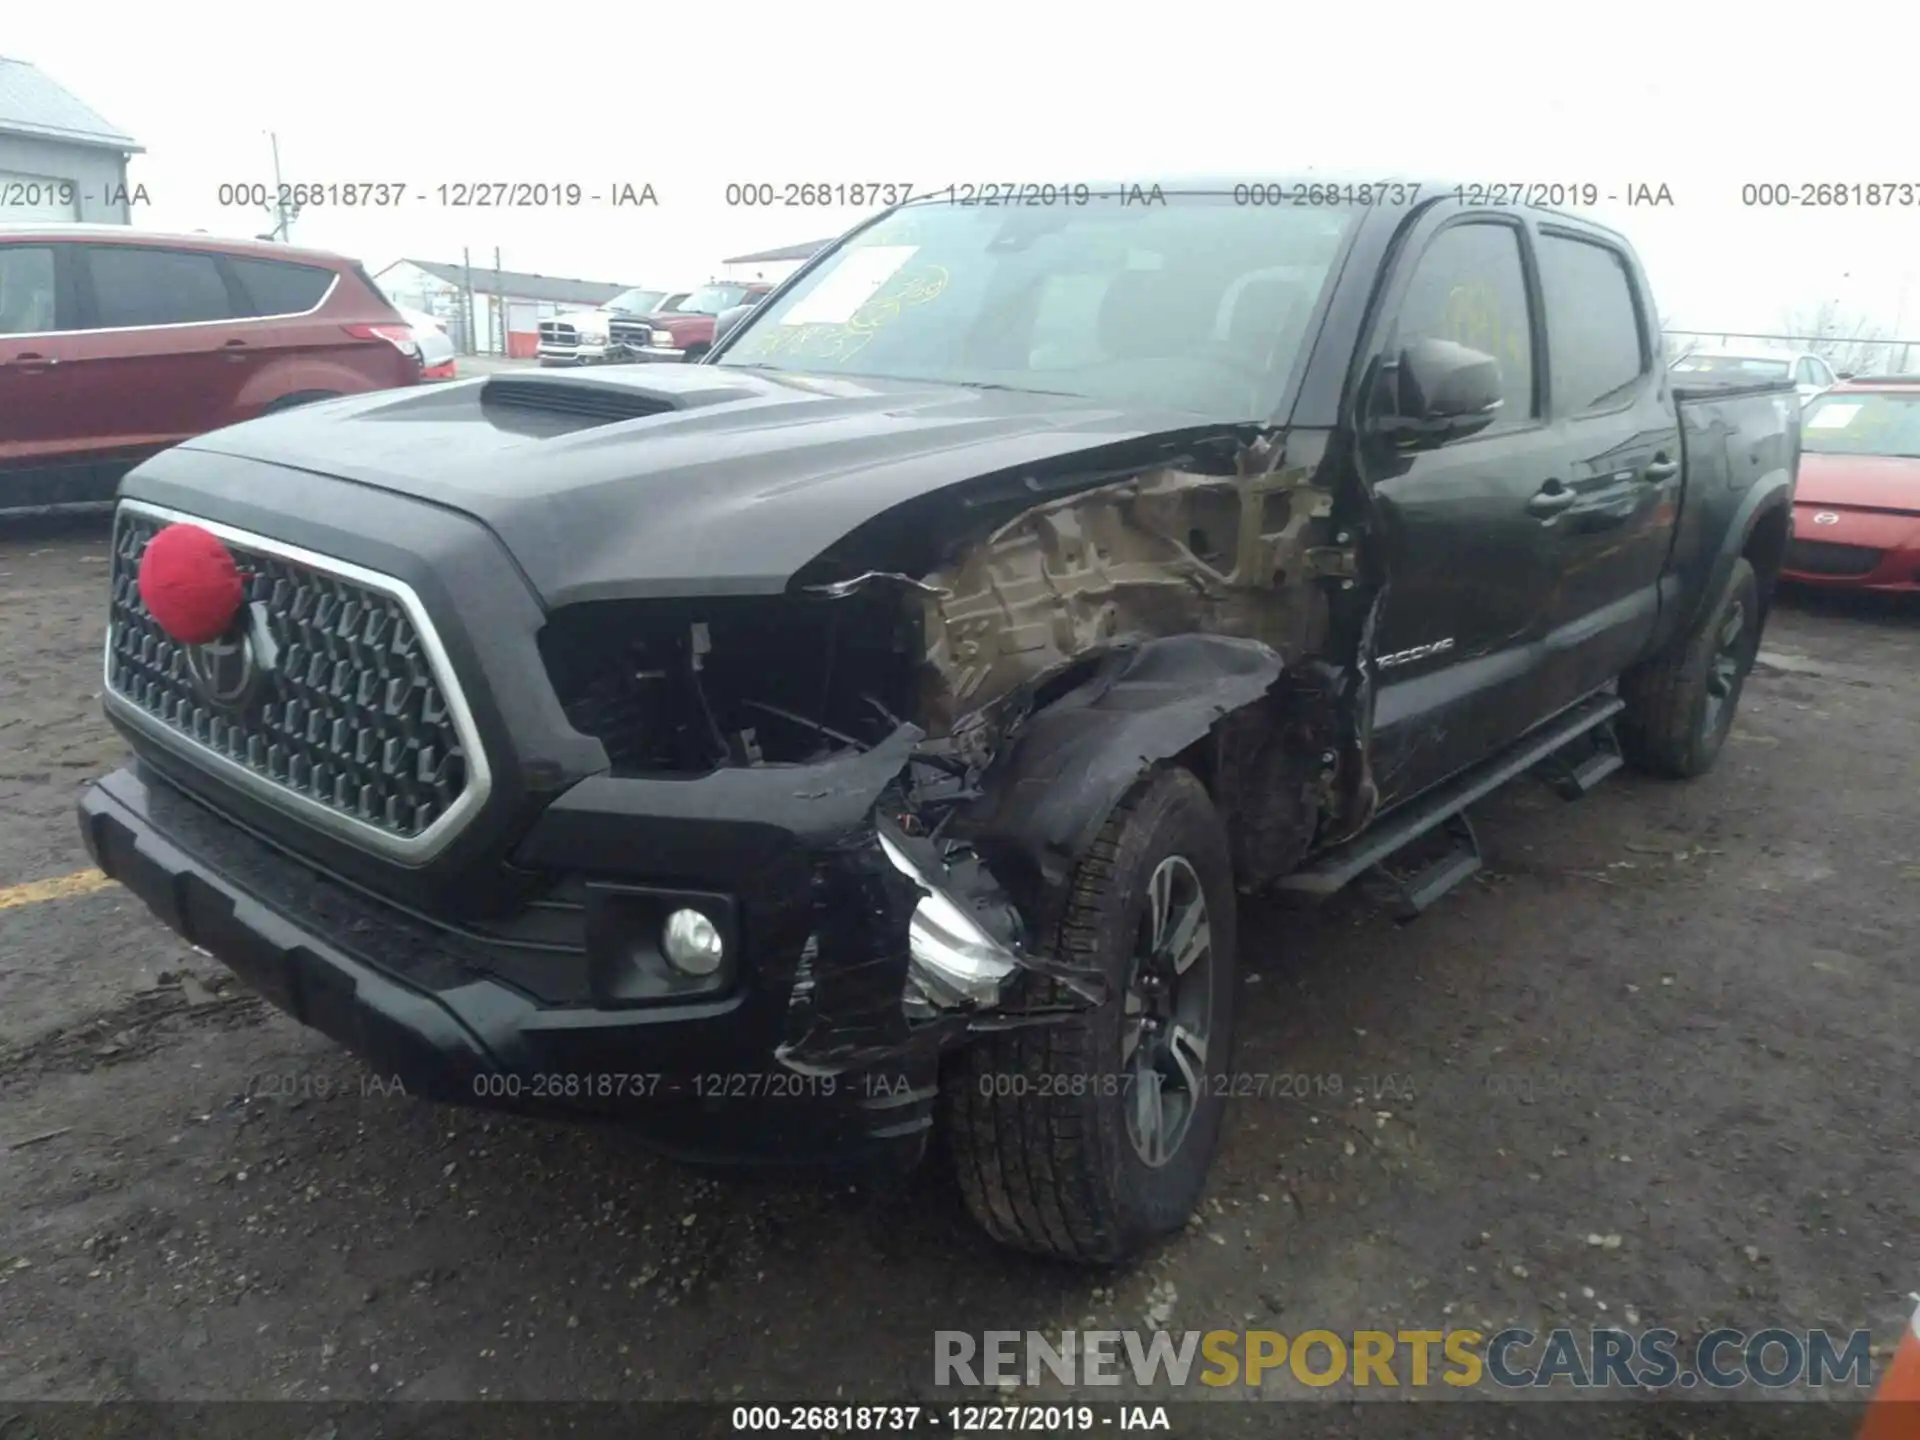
{"left": 633, "top": 280, "right": 773, "bottom": 361}
{"left": 535, "top": 286, "right": 690, "bottom": 366}
{"left": 78, "top": 181, "right": 1799, "bottom": 1265}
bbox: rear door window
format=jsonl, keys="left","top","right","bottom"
{"left": 1536, "top": 233, "right": 1647, "bottom": 413}
{"left": 0, "top": 245, "right": 59, "bottom": 334}
{"left": 82, "top": 245, "right": 236, "bottom": 328}
{"left": 225, "top": 256, "right": 336, "bottom": 317}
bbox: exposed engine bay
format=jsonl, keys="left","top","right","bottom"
{"left": 534, "top": 428, "right": 1359, "bottom": 1070}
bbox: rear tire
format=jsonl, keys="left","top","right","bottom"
{"left": 946, "top": 767, "right": 1238, "bottom": 1264}
{"left": 1618, "top": 557, "right": 1761, "bottom": 779}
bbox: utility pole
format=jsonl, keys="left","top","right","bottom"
{"left": 462, "top": 247, "right": 476, "bottom": 357}
{"left": 263, "top": 131, "right": 300, "bottom": 241}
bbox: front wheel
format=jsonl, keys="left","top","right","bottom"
{"left": 1618, "top": 557, "right": 1762, "bottom": 778}
{"left": 945, "top": 767, "right": 1238, "bottom": 1264}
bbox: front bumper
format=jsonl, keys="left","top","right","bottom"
{"left": 1781, "top": 504, "right": 1920, "bottom": 593}
{"left": 77, "top": 761, "right": 943, "bottom": 1169}
{"left": 636, "top": 344, "right": 687, "bottom": 361}
{"left": 535, "top": 343, "right": 618, "bottom": 366}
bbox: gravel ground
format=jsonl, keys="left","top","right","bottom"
{"left": 1, "top": 513, "right": 1915, "bottom": 1434}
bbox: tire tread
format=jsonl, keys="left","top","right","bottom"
{"left": 948, "top": 769, "right": 1220, "bottom": 1263}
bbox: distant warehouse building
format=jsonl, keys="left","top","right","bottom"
{"left": 374, "top": 258, "right": 639, "bottom": 358}
{"left": 0, "top": 56, "right": 142, "bottom": 223}
{"left": 718, "top": 238, "right": 832, "bottom": 286}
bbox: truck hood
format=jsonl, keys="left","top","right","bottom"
{"left": 650, "top": 312, "right": 715, "bottom": 335}
{"left": 1796, "top": 452, "right": 1920, "bottom": 513}
{"left": 163, "top": 364, "right": 1236, "bottom": 608}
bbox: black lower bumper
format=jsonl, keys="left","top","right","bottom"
{"left": 77, "top": 763, "right": 940, "bottom": 1169}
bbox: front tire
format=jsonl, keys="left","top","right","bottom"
{"left": 1619, "top": 557, "right": 1761, "bottom": 778}
{"left": 946, "top": 767, "right": 1238, "bottom": 1264}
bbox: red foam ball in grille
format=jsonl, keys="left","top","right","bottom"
{"left": 137, "top": 523, "right": 245, "bottom": 645}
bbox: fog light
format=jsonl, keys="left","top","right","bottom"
{"left": 662, "top": 908, "right": 724, "bottom": 975}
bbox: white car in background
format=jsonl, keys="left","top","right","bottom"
{"left": 394, "top": 303, "right": 457, "bottom": 379}
{"left": 1669, "top": 345, "right": 1841, "bottom": 405}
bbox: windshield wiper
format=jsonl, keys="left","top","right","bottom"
{"left": 945, "top": 379, "right": 1086, "bottom": 398}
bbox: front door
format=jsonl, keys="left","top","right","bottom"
{"left": 1359, "top": 212, "right": 1566, "bottom": 811}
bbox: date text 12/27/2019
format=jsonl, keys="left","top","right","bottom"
{"left": 212, "top": 182, "right": 659, "bottom": 208}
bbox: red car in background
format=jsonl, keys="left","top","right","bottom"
{"left": 1781, "top": 377, "right": 1920, "bottom": 593}
{"left": 636, "top": 280, "right": 774, "bottom": 362}
{"left": 0, "top": 225, "right": 421, "bottom": 511}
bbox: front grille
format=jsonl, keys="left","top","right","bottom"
{"left": 1785, "top": 538, "right": 1883, "bottom": 577}
{"left": 609, "top": 318, "right": 651, "bottom": 346}
{"left": 539, "top": 322, "right": 578, "bottom": 345}
{"left": 107, "top": 508, "right": 476, "bottom": 847}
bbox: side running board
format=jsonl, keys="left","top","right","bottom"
{"left": 1277, "top": 693, "right": 1626, "bottom": 914}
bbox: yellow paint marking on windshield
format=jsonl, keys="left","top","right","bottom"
{"left": 736, "top": 264, "right": 951, "bottom": 366}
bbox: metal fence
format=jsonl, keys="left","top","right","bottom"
{"left": 1664, "top": 330, "right": 1920, "bottom": 374}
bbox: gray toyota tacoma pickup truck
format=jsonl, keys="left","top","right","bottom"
{"left": 79, "top": 180, "right": 1799, "bottom": 1263}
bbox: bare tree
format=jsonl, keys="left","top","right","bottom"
{"left": 1780, "top": 300, "right": 1892, "bottom": 374}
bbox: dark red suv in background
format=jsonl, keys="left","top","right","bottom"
{"left": 0, "top": 226, "right": 422, "bottom": 511}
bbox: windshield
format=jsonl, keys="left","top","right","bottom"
{"left": 713, "top": 195, "right": 1358, "bottom": 421}
{"left": 676, "top": 283, "right": 753, "bottom": 315}
{"left": 1670, "top": 354, "right": 1792, "bottom": 380}
{"left": 656, "top": 292, "right": 693, "bottom": 313}
{"left": 607, "top": 288, "right": 668, "bottom": 314}
{"left": 1800, "top": 390, "right": 1920, "bottom": 456}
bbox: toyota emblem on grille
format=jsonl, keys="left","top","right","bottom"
{"left": 1812, "top": 511, "right": 1841, "bottom": 525}
{"left": 184, "top": 603, "right": 276, "bottom": 710}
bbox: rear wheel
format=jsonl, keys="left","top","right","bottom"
{"left": 946, "top": 767, "right": 1238, "bottom": 1264}
{"left": 1619, "top": 557, "right": 1761, "bottom": 778}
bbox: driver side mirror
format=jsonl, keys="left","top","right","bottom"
{"left": 712, "top": 304, "right": 755, "bottom": 348}
{"left": 1371, "top": 337, "right": 1504, "bottom": 448}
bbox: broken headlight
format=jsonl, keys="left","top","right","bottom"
{"left": 876, "top": 826, "right": 1019, "bottom": 1016}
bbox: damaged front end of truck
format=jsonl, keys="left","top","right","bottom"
{"left": 533, "top": 421, "right": 1371, "bottom": 1091}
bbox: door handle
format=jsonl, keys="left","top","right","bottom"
{"left": 223, "top": 338, "right": 248, "bottom": 347}
{"left": 1643, "top": 457, "right": 1679, "bottom": 481}
{"left": 8, "top": 351, "right": 58, "bottom": 367}
{"left": 1526, "top": 479, "right": 1577, "bottom": 517}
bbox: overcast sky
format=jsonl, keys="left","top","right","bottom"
{"left": 12, "top": 0, "right": 1919, "bottom": 339}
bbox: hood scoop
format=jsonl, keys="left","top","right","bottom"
{"left": 480, "top": 374, "right": 680, "bottom": 426}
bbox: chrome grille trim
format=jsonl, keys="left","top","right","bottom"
{"left": 101, "top": 498, "right": 495, "bottom": 865}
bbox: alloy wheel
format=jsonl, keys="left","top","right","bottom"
{"left": 1121, "top": 855, "right": 1215, "bottom": 1168}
